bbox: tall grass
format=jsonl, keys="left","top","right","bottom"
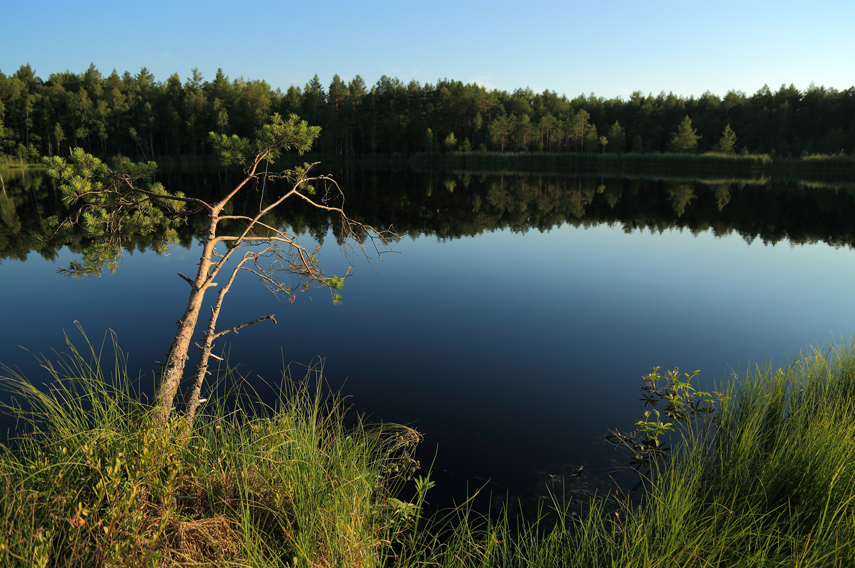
{"left": 405, "top": 343, "right": 855, "bottom": 567}
{"left": 0, "top": 330, "right": 424, "bottom": 567}
{"left": 409, "top": 150, "right": 855, "bottom": 182}
{"left": 601, "top": 345, "right": 855, "bottom": 567}
{"left": 3, "top": 331, "right": 855, "bottom": 566}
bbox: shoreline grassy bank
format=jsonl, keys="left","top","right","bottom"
{"left": 406, "top": 150, "right": 855, "bottom": 180}
{"left": 7, "top": 150, "right": 855, "bottom": 180}
{"left": 0, "top": 334, "right": 427, "bottom": 567}
{"left": 2, "top": 335, "right": 855, "bottom": 566}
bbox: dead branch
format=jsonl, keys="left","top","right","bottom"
{"left": 213, "top": 314, "right": 277, "bottom": 340}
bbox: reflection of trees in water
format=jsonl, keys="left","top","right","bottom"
{"left": 342, "top": 171, "right": 855, "bottom": 248}
{"left": 0, "top": 167, "right": 57, "bottom": 262}
{"left": 667, "top": 184, "right": 695, "bottom": 217}
{"left": 604, "top": 185, "right": 621, "bottom": 209}
{"left": 0, "top": 193, "right": 20, "bottom": 235}
{"left": 4, "top": 168, "right": 855, "bottom": 262}
{"left": 713, "top": 184, "right": 731, "bottom": 211}
{"left": 487, "top": 179, "right": 513, "bottom": 213}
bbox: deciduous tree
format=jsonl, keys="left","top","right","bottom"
{"left": 443, "top": 132, "right": 457, "bottom": 152}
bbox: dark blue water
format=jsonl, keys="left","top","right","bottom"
{"left": 2, "top": 171, "right": 855, "bottom": 506}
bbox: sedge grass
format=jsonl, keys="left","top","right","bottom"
{"left": 399, "top": 341, "right": 855, "bottom": 567}
{"left": 3, "top": 330, "right": 855, "bottom": 566}
{"left": 0, "top": 329, "right": 424, "bottom": 567}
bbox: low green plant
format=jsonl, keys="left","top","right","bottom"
{"left": 606, "top": 366, "right": 725, "bottom": 474}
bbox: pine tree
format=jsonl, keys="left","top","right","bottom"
{"left": 607, "top": 121, "right": 625, "bottom": 153}
{"left": 670, "top": 116, "right": 701, "bottom": 152}
{"left": 718, "top": 123, "right": 737, "bottom": 154}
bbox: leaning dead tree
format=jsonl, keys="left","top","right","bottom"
{"left": 44, "top": 113, "right": 396, "bottom": 427}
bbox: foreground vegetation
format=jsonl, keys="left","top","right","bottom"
{"left": 0, "top": 332, "right": 427, "bottom": 567}
{"left": 2, "top": 333, "right": 855, "bottom": 566}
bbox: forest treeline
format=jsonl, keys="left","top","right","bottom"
{"left": 1, "top": 63, "right": 854, "bottom": 163}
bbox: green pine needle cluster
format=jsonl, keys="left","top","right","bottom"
{"left": 42, "top": 149, "right": 187, "bottom": 277}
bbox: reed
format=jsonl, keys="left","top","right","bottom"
{"left": 409, "top": 151, "right": 776, "bottom": 177}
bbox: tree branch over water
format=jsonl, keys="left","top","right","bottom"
{"left": 43, "top": 113, "right": 398, "bottom": 428}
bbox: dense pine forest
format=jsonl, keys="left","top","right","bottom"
{"left": 1, "top": 63, "right": 854, "bottom": 162}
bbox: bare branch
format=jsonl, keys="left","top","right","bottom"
{"left": 214, "top": 234, "right": 299, "bottom": 245}
{"left": 194, "top": 343, "right": 223, "bottom": 361}
{"left": 213, "top": 314, "right": 277, "bottom": 340}
{"left": 212, "top": 162, "right": 264, "bottom": 210}
{"left": 177, "top": 272, "right": 194, "bottom": 286}
{"left": 216, "top": 215, "right": 257, "bottom": 222}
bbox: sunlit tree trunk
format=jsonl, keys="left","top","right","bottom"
{"left": 153, "top": 221, "right": 217, "bottom": 426}
{"left": 45, "top": 113, "right": 397, "bottom": 431}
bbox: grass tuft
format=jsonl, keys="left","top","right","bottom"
{"left": 398, "top": 341, "right": 855, "bottom": 567}
{"left": 0, "top": 329, "right": 423, "bottom": 567}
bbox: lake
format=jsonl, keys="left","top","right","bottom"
{"left": 2, "top": 167, "right": 855, "bottom": 508}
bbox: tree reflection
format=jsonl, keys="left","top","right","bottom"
{"left": 4, "top": 168, "right": 855, "bottom": 263}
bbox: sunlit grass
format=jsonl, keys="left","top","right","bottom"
{"left": 404, "top": 343, "right": 855, "bottom": 567}
{"left": 410, "top": 150, "right": 855, "bottom": 182}
{"left": 412, "top": 150, "right": 775, "bottom": 175}
{"left": 0, "top": 329, "right": 424, "bottom": 567}
{"left": 2, "top": 331, "right": 855, "bottom": 566}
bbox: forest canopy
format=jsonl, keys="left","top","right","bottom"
{"left": 1, "top": 63, "right": 853, "bottom": 162}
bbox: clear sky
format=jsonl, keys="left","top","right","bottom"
{"left": 1, "top": 0, "right": 852, "bottom": 100}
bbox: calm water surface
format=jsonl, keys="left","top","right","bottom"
{"left": 2, "top": 169, "right": 854, "bottom": 505}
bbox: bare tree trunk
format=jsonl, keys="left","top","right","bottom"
{"left": 182, "top": 257, "right": 237, "bottom": 425}
{"left": 153, "top": 220, "right": 219, "bottom": 426}
{"left": 184, "top": 308, "right": 275, "bottom": 426}
{"left": 153, "top": 285, "right": 206, "bottom": 425}
{"left": 183, "top": 293, "right": 226, "bottom": 428}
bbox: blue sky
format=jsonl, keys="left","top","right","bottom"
{"left": 2, "top": 0, "right": 852, "bottom": 100}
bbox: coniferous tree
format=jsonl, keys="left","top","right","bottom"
{"left": 718, "top": 123, "right": 737, "bottom": 154}
{"left": 607, "top": 121, "right": 625, "bottom": 153}
{"left": 569, "top": 109, "right": 590, "bottom": 152}
{"left": 670, "top": 116, "right": 701, "bottom": 152}
{"left": 489, "top": 114, "right": 512, "bottom": 151}
{"left": 4, "top": 63, "right": 855, "bottom": 161}
{"left": 584, "top": 123, "right": 599, "bottom": 152}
